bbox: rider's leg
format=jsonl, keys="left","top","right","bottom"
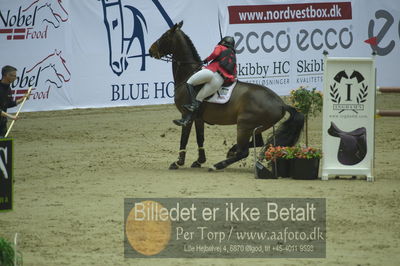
{"left": 174, "top": 72, "right": 224, "bottom": 127}
{"left": 195, "top": 72, "right": 224, "bottom": 101}
{"left": 185, "top": 72, "right": 224, "bottom": 112}
{"left": 187, "top": 69, "right": 214, "bottom": 85}
{"left": 183, "top": 69, "right": 214, "bottom": 112}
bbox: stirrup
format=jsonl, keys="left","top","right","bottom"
{"left": 183, "top": 103, "right": 196, "bottom": 112}
{"left": 183, "top": 100, "right": 201, "bottom": 112}
{"left": 173, "top": 118, "right": 191, "bottom": 127}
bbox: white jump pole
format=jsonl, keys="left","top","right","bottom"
{"left": 5, "top": 87, "right": 32, "bottom": 138}
{"left": 14, "top": 232, "right": 18, "bottom": 266}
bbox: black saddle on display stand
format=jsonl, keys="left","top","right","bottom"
{"left": 327, "top": 122, "right": 367, "bottom": 166}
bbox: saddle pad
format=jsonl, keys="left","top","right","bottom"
{"left": 205, "top": 81, "right": 237, "bottom": 104}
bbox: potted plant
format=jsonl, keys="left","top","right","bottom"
{"left": 289, "top": 86, "right": 323, "bottom": 146}
{"left": 265, "top": 145, "right": 322, "bottom": 179}
{"left": 264, "top": 145, "right": 293, "bottom": 178}
{"left": 290, "top": 145, "right": 323, "bottom": 180}
{"left": 0, "top": 236, "right": 22, "bottom": 266}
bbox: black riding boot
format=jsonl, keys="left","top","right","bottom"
{"left": 182, "top": 83, "right": 199, "bottom": 112}
{"left": 173, "top": 100, "right": 202, "bottom": 126}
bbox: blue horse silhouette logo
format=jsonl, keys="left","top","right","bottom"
{"left": 100, "top": 0, "right": 174, "bottom": 76}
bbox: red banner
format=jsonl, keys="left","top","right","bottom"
{"left": 229, "top": 2, "right": 352, "bottom": 24}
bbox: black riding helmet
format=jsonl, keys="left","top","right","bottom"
{"left": 219, "top": 36, "right": 235, "bottom": 49}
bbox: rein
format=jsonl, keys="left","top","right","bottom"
{"left": 158, "top": 55, "right": 200, "bottom": 66}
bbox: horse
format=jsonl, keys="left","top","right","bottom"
{"left": 149, "top": 21, "right": 304, "bottom": 171}
{"left": 23, "top": 0, "right": 69, "bottom": 28}
{"left": 26, "top": 49, "right": 71, "bottom": 91}
{"left": 101, "top": 0, "right": 148, "bottom": 76}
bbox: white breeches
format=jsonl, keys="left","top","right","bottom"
{"left": 187, "top": 69, "right": 224, "bottom": 101}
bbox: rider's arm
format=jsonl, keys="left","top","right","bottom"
{"left": 204, "top": 45, "right": 224, "bottom": 63}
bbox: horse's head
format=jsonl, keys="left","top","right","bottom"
{"left": 50, "top": 50, "right": 71, "bottom": 86}
{"left": 48, "top": 0, "right": 69, "bottom": 23}
{"left": 149, "top": 21, "right": 184, "bottom": 59}
{"left": 41, "top": 0, "right": 68, "bottom": 28}
{"left": 27, "top": 49, "right": 71, "bottom": 89}
{"left": 24, "top": 0, "right": 68, "bottom": 28}
{"left": 101, "top": 0, "right": 148, "bottom": 75}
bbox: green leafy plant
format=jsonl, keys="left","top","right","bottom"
{"left": 0, "top": 237, "right": 22, "bottom": 266}
{"left": 289, "top": 86, "right": 323, "bottom": 146}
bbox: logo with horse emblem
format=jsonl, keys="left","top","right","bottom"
{"left": 11, "top": 49, "right": 71, "bottom": 101}
{"left": 330, "top": 70, "right": 368, "bottom": 113}
{"left": 0, "top": 0, "right": 68, "bottom": 40}
{"left": 100, "top": 0, "right": 174, "bottom": 76}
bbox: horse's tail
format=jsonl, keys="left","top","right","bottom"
{"left": 265, "top": 105, "right": 304, "bottom": 147}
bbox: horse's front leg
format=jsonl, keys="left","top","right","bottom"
{"left": 169, "top": 121, "right": 193, "bottom": 170}
{"left": 191, "top": 119, "right": 206, "bottom": 168}
{"left": 211, "top": 126, "right": 251, "bottom": 170}
{"left": 226, "top": 133, "right": 264, "bottom": 158}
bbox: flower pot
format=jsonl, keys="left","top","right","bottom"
{"left": 291, "top": 158, "right": 320, "bottom": 180}
{"left": 272, "top": 158, "right": 292, "bottom": 178}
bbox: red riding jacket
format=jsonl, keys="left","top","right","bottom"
{"left": 204, "top": 44, "right": 237, "bottom": 84}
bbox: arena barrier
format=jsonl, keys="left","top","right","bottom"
{"left": 376, "top": 87, "right": 400, "bottom": 117}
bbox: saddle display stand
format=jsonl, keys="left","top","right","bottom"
{"left": 253, "top": 126, "right": 276, "bottom": 179}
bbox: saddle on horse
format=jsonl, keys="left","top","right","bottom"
{"left": 327, "top": 122, "right": 367, "bottom": 166}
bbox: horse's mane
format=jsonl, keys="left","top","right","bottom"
{"left": 180, "top": 31, "right": 201, "bottom": 62}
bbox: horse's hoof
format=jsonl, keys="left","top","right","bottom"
{"left": 208, "top": 166, "right": 217, "bottom": 172}
{"left": 214, "top": 161, "right": 227, "bottom": 170}
{"left": 169, "top": 162, "right": 179, "bottom": 170}
{"left": 191, "top": 161, "right": 201, "bottom": 168}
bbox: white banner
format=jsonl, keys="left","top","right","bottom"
{"left": 0, "top": 0, "right": 399, "bottom": 112}
{"left": 219, "top": 0, "right": 400, "bottom": 95}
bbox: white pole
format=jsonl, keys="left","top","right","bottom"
{"left": 14, "top": 232, "right": 18, "bottom": 266}
{"left": 5, "top": 87, "right": 32, "bottom": 138}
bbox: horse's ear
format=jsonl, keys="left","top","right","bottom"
{"left": 177, "top": 21, "right": 183, "bottom": 28}
{"left": 172, "top": 21, "right": 183, "bottom": 32}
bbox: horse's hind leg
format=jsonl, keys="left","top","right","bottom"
{"left": 191, "top": 119, "right": 206, "bottom": 168}
{"left": 212, "top": 127, "right": 251, "bottom": 170}
{"left": 226, "top": 133, "right": 264, "bottom": 158}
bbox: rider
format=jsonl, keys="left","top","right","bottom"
{"left": 173, "top": 36, "right": 237, "bottom": 126}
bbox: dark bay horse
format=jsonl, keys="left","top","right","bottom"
{"left": 149, "top": 21, "right": 304, "bottom": 170}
